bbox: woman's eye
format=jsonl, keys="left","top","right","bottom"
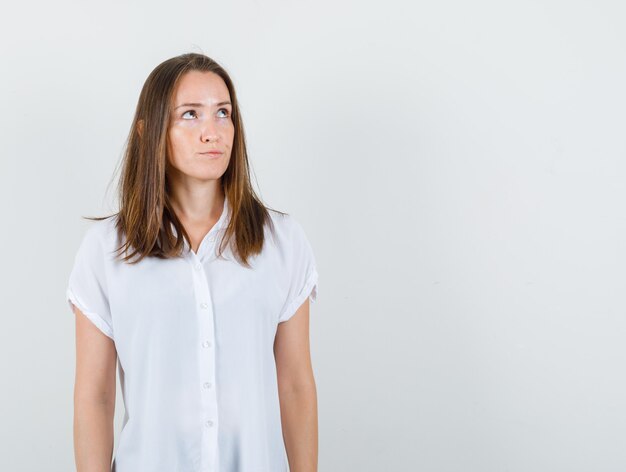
{"left": 182, "top": 110, "right": 197, "bottom": 119}
{"left": 217, "top": 108, "right": 230, "bottom": 118}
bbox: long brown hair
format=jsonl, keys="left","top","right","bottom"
{"left": 85, "top": 52, "right": 282, "bottom": 267}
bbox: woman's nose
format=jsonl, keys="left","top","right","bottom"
{"left": 201, "top": 122, "right": 219, "bottom": 143}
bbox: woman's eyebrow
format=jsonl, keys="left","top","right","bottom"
{"left": 174, "top": 101, "right": 232, "bottom": 109}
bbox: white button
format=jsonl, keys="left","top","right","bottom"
{"left": 209, "top": 236, "right": 215, "bottom": 242}
{"left": 205, "top": 420, "right": 214, "bottom": 427}
{"left": 202, "top": 341, "right": 212, "bottom": 348}
{"left": 203, "top": 382, "right": 212, "bottom": 389}
{"left": 195, "top": 263, "right": 202, "bottom": 270}
{"left": 200, "top": 302, "right": 208, "bottom": 309}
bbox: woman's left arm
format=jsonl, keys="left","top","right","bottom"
{"left": 274, "top": 298, "right": 318, "bottom": 472}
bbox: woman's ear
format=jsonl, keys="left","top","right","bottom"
{"left": 137, "top": 119, "right": 144, "bottom": 138}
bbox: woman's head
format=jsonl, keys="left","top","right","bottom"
{"left": 97, "top": 52, "right": 278, "bottom": 265}
{"left": 133, "top": 54, "right": 242, "bottom": 189}
{"left": 130, "top": 53, "right": 242, "bottom": 196}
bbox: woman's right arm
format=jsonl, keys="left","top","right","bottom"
{"left": 72, "top": 303, "right": 117, "bottom": 472}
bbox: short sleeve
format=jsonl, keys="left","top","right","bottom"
{"left": 66, "top": 224, "right": 115, "bottom": 340}
{"left": 277, "top": 216, "right": 319, "bottom": 323}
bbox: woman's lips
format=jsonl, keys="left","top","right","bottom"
{"left": 198, "top": 151, "right": 223, "bottom": 158}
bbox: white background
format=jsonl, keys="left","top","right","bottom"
{"left": 0, "top": 1, "right": 625, "bottom": 470}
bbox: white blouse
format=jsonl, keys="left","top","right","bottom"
{"left": 66, "top": 195, "right": 319, "bottom": 472}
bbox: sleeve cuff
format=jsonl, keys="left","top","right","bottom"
{"left": 66, "top": 287, "right": 115, "bottom": 341}
{"left": 278, "top": 269, "right": 319, "bottom": 323}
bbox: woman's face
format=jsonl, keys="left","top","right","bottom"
{"left": 167, "top": 70, "right": 234, "bottom": 183}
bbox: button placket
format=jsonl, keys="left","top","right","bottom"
{"left": 189, "top": 252, "right": 219, "bottom": 472}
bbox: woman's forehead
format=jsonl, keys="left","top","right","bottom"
{"left": 173, "top": 71, "right": 230, "bottom": 103}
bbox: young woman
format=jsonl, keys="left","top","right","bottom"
{"left": 67, "top": 52, "right": 319, "bottom": 472}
